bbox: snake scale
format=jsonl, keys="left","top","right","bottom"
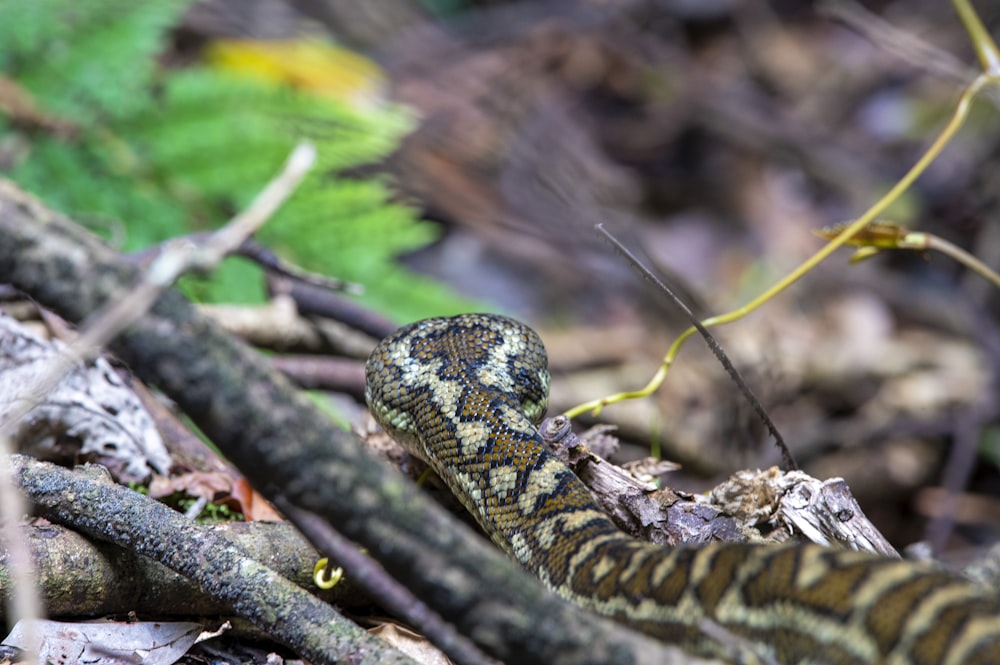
{"left": 365, "top": 313, "right": 1000, "bottom": 664}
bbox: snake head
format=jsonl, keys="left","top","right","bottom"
{"left": 364, "top": 314, "right": 551, "bottom": 448}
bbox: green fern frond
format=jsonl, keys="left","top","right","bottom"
{"left": 1, "top": 0, "right": 478, "bottom": 320}
{"left": 0, "top": 0, "right": 193, "bottom": 122}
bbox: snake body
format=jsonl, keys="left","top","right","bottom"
{"left": 365, "top": 313, "right": 1000, "bottom": 664}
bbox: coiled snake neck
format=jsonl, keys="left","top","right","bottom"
{"left": 365, "top": 313, "right": 1000, "bottom": 664}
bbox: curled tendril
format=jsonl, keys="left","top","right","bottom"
{"left": 313, "top": 557, "right": 344, "bottom": 589}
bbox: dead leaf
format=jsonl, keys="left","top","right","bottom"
{"left": 370, "top": 622, "right": 451, "bottom": 665}
{"left": 0, "top": 313, "right": 170, "bottom": 481}
{"left": 148, "top": 471, "right": 233, "bottom": 501}
{"left": 2, "top": 619, "right": 209, "bottom": 665}
{"left": 228, "top": 478, "right": 284, "bottom": 521}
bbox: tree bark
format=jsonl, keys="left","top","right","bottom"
{"left": 0, "top": 519, "right": 364, "bottom": 621}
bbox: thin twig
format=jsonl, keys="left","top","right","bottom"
{"left": 926, "top": 234, "right": 1000, "bottom": 291}
{"left": 595, "top": 224, "right": 797, "bottom": 470}
{"left": 192, "top": 141, "right": 316, "bottom": 270}
{"left": 0, "top": 434, "right": 41, "bottom": 663}
{"left": 69, "top": 141, "right": 316, "bottom": 361}
{"left": 239, "top": 238, "right": 361, "bottom": 294}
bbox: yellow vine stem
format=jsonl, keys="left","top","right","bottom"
{"left": 953, "top": 0, "right": 1000, "bottom": 76}
{"left": 564, "top": 72, "right": 994, "bottom": 421}
{"left": 815, "top": 221, "right": 1000, "bottom": 292}
{"left": 313, "top": 557, "right": 344, "bottom": 589}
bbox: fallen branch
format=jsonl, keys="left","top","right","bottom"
{"left": 0, "top": 519, "right": 364, "bottom": 621}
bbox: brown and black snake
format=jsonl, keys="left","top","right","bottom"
{"left": 364, "top": 313, "right": 1000, "bottom": 664}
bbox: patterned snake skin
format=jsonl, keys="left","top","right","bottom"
{"left": 365, "top": 313, "right": 1000, "bottom": 664}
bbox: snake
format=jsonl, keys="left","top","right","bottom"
{"left": 364, "top": 313, "right": 1000, "bottom": 664}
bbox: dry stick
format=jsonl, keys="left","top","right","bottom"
{"left": 70, "top": 141, "right": 316, "bottom": 359}
{"left": 0, "top": 186, "right": 714, "bottom": 665}
{"left": 0, "top": 435, "right": 42, "bottom": 658}
{"left": 281, "top": 279, "right": 398, "bottom": 340}
{"left": 132, "top": 235, "right": 363, "bottom": 299}
{"left": 189, "top": 142, "right": 317, "bottom": 269}
{"left": 238, "top": 238, "right": 361, "bottom": 294}
{"left": 595, "top": 224, "right": 797, "bottom": 471}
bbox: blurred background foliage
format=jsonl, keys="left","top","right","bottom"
{"left": 0, "top": 0, "right": 476, "bottom": 318}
